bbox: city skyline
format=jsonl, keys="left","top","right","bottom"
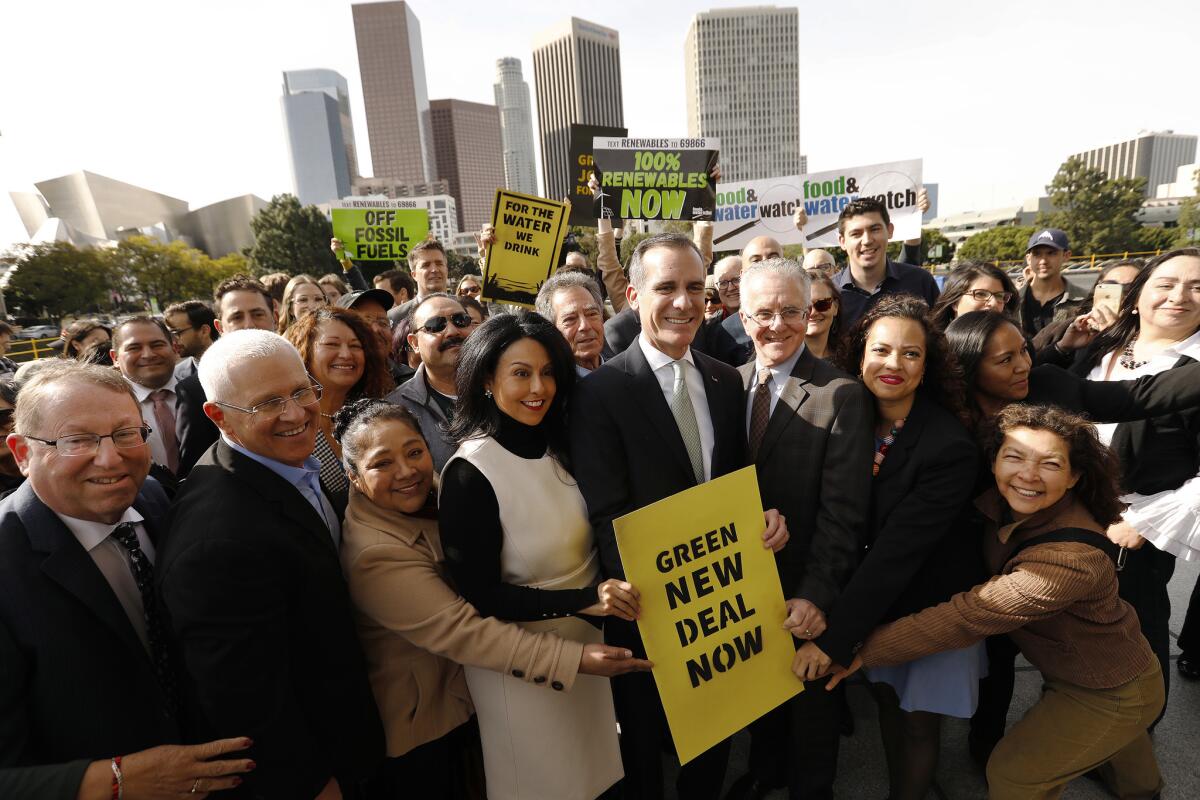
{"left": 3, "top": 0, "right": 1199, "bottom": 253}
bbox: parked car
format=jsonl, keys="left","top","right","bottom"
{"left": 14, "top": 325, "right": 60, "bottom": 340}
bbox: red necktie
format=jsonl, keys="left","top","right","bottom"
{"left": 149, "top": 389, "right": 179, "bottom": 474}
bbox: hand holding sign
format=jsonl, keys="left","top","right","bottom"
{"left": 783, "top": 597, "right": 826, "bottom": 640}
{"left": 581, "top": 579, "right": 641, "bottom": 621}
{"left": 761, "top": 508, "right": 788, "bottom": 552}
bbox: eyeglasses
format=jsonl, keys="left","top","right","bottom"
{"left": 746, "top": 307, "right": 806, "bottom": 326}
{"left": 459, "top": 286, "right": 481, "bottom": 296}
{"left": 810, "top": 298, "right": 836, "bottom": 313}
{"left": 214, "top": 383, "right": 323, "bottom": 419}
{"left": 966, "top": 290, "right": 1013, "bottom": 304}
{"left": 705, "top": 294, "right": 721, "bottom": 305}
{"left": 716, "top": 277, "right": 741, "bottom": 290}
{"left": 417, "top": 313, "right": 473, "bottom": 334}
{"left": 25, "top": 425, "right": 152, "bottom": 457}
{"left": 167, "top": 325, "right": 193, "bottom": 337}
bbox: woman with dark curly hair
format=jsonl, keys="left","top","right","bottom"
{"left": 930, "top": 262, "right": 1020, "bottom": 331}
{"left": 827, "top": 404, "right": 1164, "bottom": 800}
{"left": 437, "top": 310, "right": 633, "bottom": 800}
{"left": 285, "top": 307, "right": 394, "bottom": 511}
{"left": 793, "top": 295, "right": 981, "bottom": 800}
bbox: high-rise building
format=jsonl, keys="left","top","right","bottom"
{"left": 532, "top": 18, "right": 624, "bottom": 201}
{"left": 352, "top": 0, "right": 433, "bottom": 183}
{"left": 1069, "top": 131, "right": 1198, "bottom": 197}
{"left": 351, "top": 176, "right": 451, "bottom": 199}
{"left": 429, "top": 99, "right": 506, "bottom": 233}
{"left": 685, "top": 6, "right": 800, "bottom": 182}
{"left": 494, "top": 58, "right": 538, "bottom": 196}
{"left": 281, "top": 69, "right": 358, "bottom": 206}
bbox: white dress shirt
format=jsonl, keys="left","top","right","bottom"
{"left": 57, "top": 506, "right": 154, "bottom": 651}
{"left": 128, "top": 374, "right": 179, "bottom": 469}
{"left": 745, "top": 344, "right": 806, "bottom": 434}
{"left": 637, "top": 333, "right": 715, "bottom": 481}
{"left": 1088, "top": 328, "right": 1200, "bottom": 561}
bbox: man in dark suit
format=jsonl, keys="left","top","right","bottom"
{"left": 157, "top": 330, "right": 384, "bottom": 799}
{"left": 0, "top": 362, "right": 251, "bottom": 799}
{"left": 722, "top": 258, "right": 874, "bottom": 799}
{"left": 571, "top": 233, "right": 787, "bottom": 800}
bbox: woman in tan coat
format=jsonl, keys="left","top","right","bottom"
{"left": 333, "top": 398, "right": 649, "bottom": 799}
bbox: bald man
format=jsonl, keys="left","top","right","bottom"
{"left": 802, "top": 249, "right": 837, "bottom": 277}
{"left": 708, "top": 236, "right": 784, "bottom": 366}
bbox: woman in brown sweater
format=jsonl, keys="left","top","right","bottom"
{"left": 822, "top": 404, "right": 1164, "bottom": 800}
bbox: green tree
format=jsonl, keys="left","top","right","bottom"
{"left": 956, "top": 226, "right": 1036, "bottom": 262}
{"left": 619, "top": 231, "right": 651, "bottom": 264}
{"left": 1129, "top": 226, "right": 1178, "bottom": 254}
{"left": 247, "top": 194, "right": 339, "bottom": 276}
{"left": 5, "top": 242, "right": 114, "bottom": 319}
{"left": 105, "top": 237, "right": 223, "bottom": 310}
{"left": 919, "top": 228, "right": 955, "bottom": 265}
{"left": 1039, "top": 157, "right": 1145, "bottom": 255}
{"left": 1175, "top": 167, "right": 1200, "bottom": 247}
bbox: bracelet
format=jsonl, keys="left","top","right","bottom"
{"left": 110, "top": 755, "right": 124, "bottom": 800}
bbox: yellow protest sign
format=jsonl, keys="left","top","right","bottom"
{"left": 614, "top": 466, "right": 801, "bottom": 764}
{"left": 483, "top": 189, "right": 569, "bottom": 308}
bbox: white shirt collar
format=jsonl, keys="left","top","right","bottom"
{"left": 637, "top": 332, "right": 696, "bottom": 372}
{"left": 56, "top": 506, "right": 146, "bottom": 553}
{"left": 754, "top": 344, "right": 806, "bottom": 386}
{"left": 1164, "top": 328, "right": 1200, "bottom": 362}
{"left": 127, "top": 373, "right": 179, "bottom": 403}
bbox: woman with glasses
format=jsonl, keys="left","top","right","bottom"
{"left": 276, "top": 274, "right": 329, "bottom": 334}
{"left": 930, "top": 262, "right": 1020, "bottom": 331}
{"left": 456, "top": 274, "right": 483, "bottom": 299}
{"left": 704, "top": 275, "right": 725, "bottom": 320}
{"left": 286, "top": 308, "right": 394, "bottom": 512}
{"left": 437, "top": 311, "right": 635, "bottom": 800}
{"left": 318, "top": 273, "right": 349, "bottom": 305}
{"left": 804, "top": 270, "right": 842, "bottom": 359}
{"left": 794, "top": 296, "right": 982, "bottom": 800}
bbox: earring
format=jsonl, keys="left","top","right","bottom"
{"left": 484, "top": 389, "right": 493, "bottom": 398}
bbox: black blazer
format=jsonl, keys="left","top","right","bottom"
{"left": 174, "top": 372, "right": 218, "bottom": 478}
{"left": 570, "top": 341, "right": 747, "bottom": 582}
{"left": 1026, "top": 361, "right": 1200, "bottom": 423}
{"left": 0, "top": 481, "right": 177, "bottom": 800}
{"left": 157, "top": 441, "right": 384, "bottom": 799}
{"left": 816, "top": 395, "right": 981, "bottom": 666}
{"left": 602, "top": 307, "right": 642, "bottom": 356}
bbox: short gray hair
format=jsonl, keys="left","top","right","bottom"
{"left": 713, "top": 255, "right": 741, "bottom": 280}
{"left": 15, "top": 361, "right": 138, "bottom": 437}
{"left": 198, "top": 329, "right": 304, "bottom": 403}
{"left": 740, "top": 257, "right": 811, "bottom": 309}
{"left": 628, "top": 233, "right": 704, "bottom": 291}
{"left": 535, "top": 271, "right": 603, "bottom": 324}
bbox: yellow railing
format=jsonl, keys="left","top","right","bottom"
{"left": 7, "top": 336, "right": 62, "bottom": 363}
{"left": 986, "top": 249, "right": 1169, "bottom": 271}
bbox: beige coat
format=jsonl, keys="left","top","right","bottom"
{"left": 340, "top": 488, "right": 585, "bottom": 757}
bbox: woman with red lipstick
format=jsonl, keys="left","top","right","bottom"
{"left": 792, "top": 295, "right": 981, "bottom": 800}
{"left": 1071, "top": 248, "right": 1200, "bottom": 720}
{"left": 437, "top": 311, "right": 637, "bottom": 800}
{"left": 825, "top": 405, "right": 1164, "bottom": 800}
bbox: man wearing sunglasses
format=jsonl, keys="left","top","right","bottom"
{"left": 159, "top": 330, "right": 384, "bottom": 799}
{"left": 385, "top": 293, "right": 474, "bottom": 471}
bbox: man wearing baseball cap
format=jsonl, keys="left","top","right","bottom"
{"left": 1019, "top": 228, "right": 1087, "bottom": 336}
{"left": 337, "top": 288, "right": 414, "bottom": 384}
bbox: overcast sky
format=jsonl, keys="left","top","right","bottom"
{"left": 2, "top": 0, "right": 1197, "bottom": 251}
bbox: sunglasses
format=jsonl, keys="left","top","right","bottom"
{"left": 705, "top": 294, "right": 721, "bottom": 305}
{"left": 810, "top": 298, "right": 836, "bottom": 313}
{"left": 418, "top": 313, "right": 473, "bottom": 334}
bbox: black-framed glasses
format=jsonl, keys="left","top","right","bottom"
{"left": 459, "top": 285, "right": 481, "bottom": 296}
{"left": 214, "top": 383, "right": 323, "bottom": 419}
{"left": 716, "top": 277, "right": 741, "bottom": 290}
{"left": 418, "top": 313, "right": 473, "bottom": 334}
{"left": 746, "top": 307, "right": 806, "bottom": 326}
{"left": 705, "top": 293, "right": 721, "bottom": 305}
{"left": 25, "top": 425, "right": 152, "bottom": 456}
{"left": 810, "top": 298, "right": 836, "bottom": 313}
{"left": 966, "top": 289, "right": 1013, "bottom": 304}
{"left": 166, "top": 325, "right": 194, "bottom": 337}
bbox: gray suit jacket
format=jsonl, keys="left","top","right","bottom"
{"left": 385, "top": 363, "right": 456, "bottom": 471}
{"left": 739, "top": 348, "right": 874, "bottom": 611}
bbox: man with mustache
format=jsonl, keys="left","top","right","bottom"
{"left": 535, "top": 271, "right": 612, "bottom": 376}
{"left": 111, "top": 317, "right": 183, "bottom": 476}
{"left": 384, "top": 293, "right": 472, "bottom": 471}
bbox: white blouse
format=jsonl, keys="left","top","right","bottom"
{"left": 1088, "top": 328, "right": 1200, "bottom": 561}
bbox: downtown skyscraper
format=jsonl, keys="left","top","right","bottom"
{"left": 281, "top": 69, "right": 359, "bottom": 206}
{"left": 493, "top": 58, "right": 538, "bottom": 196}
{"left": 352, "top": 0, "right": 433, "bottom": 183}
{"left": 532, "top": 18, "right": 624, "bottom": 201}
{"left": 429, "top": 99, "right": 506, "bottom": 233}
{"left": 685, "top": 6, "right": 801, "bottom": 182}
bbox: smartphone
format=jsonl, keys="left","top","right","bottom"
{"left": 1093, "top": 283, "right": 1123, "bottom": 316}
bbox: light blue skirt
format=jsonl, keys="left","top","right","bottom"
{"left": 865, "top": 641, "right": 988, "bottom": 718}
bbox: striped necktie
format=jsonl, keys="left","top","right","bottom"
{"left": 670, "top": 360, "right": 705, "bottom": 484}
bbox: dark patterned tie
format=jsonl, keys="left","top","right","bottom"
{"left": 111, "top": 522, "right": 177, "bottom": 711}
{"left": 748, "top": 368, "right": 772, "bottom": 460}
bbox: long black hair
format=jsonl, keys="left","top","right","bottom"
{"left": 945, "top": 310, "right": 1029, "bottom": 428}
{"left": 930, "top": 262, "right": 1020, "bottom": 330}
{"left": 1078, "top": 247, "right": 1200, "bottom": 372}
{"left": 443, "top": 310, "right": 577, "bottom": 469}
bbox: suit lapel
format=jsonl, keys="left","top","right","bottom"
{"left": 694, "top": 349, "right": 729, "bottom": 475}
{"left": 756, "top": 350, "right": 815, "bottom": 463}
{"left": 623, "top": 342, "right": 698, "bottom": 486}
{"left": 875, "top": 393, "right": 929, "bottom": 482}
{"left": 18, "top": 484, "right": 149, "bottom": 661}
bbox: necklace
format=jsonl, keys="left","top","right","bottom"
{"left": 873, "top": 418, "right": 905, "bottom": 477}
{"left": 1118, "top": 336, "right": 1149, "bottom": 371}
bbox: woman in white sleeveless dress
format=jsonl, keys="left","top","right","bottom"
{"left": 439, "top": 311, "right": 645, "bottom": 800}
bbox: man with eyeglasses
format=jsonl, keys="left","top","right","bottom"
{"left": 164, "top": 300, "right": 219, "bottom": 370}
{"left": 712, "top": 237, "right": 785, "bottom": 367}
{"left": 726, "top": 258, "right": 872, "bottom": 800}
{"left": 158, "top": 330, "right": 384, "bottom": 799}
{"left": 0, "top": 361, "right": 258, "bottom": 799}
{"left": 384, "top": 293, "right": 473, "bottom": 470}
